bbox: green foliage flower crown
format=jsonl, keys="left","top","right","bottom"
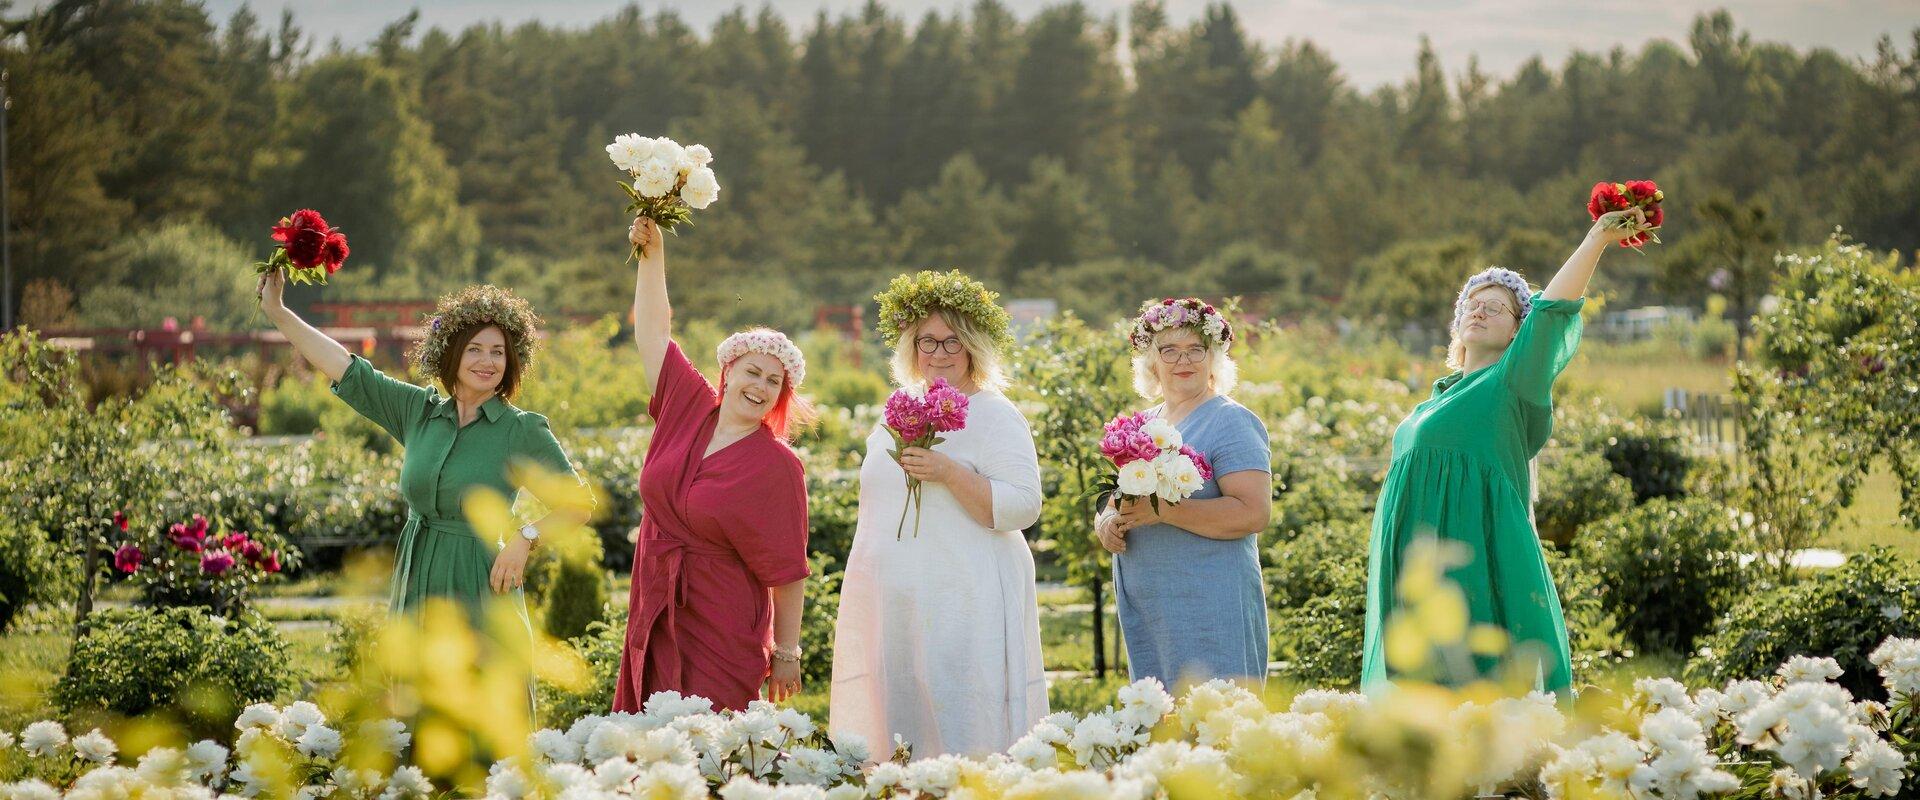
{"left": 410, "top": 285, "right": 542, "bottom": 377}
{"left": 874, "top": 270, "right": 1014, "bottom": 352}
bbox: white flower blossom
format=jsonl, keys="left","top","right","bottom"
{"left": 487, "top": 759, "right": 534, "bottom": 800}
{"left": 1635, "top": 677, "right": 1695, "bottom": 713}
{"left": 901, "top": 755, "right": 963, "bottom": 796}
{"left": 533, "top": 728, "right": 581, "bottom": 763}
{"left": 186, "top": 740, "right": 230, "bottom": 783}
{"left": 606, "top": 134, "right": 656, "bottom": 172}
{"left": 1140, "top": 418, "right": 1181, "bottom": 450}
{"left": 634, "top": 159, "right": 677, "bottom": 199}
{"left": 828, "top": 731, "right": 870, "bottom": 765}
{"left": 20, "top": 722, "right": 65, "bottom": 758}
{"left": 362, "top": 719, "right": 411, "bottom": 756}
{"left": 1778, "top": 655, "right": 1844, "bottom": 684}
{"left": 1869, "top": 637, "right": 1920, "bottom": 697}
{"left": 136, "top": 746, "right": 189, "bottom": 787}
{"left": 295, "top": 724, "right": 344, "bottom": 760}
{"left": 1847, "top": 737, "right": 1905, "bottom": 797}
{"left": 2, "top": 780, "right": 61, "bottom": 800}
{"left": 685, "top": 144, "right": 713, "bottom": 167}
{"left": 277, "top": 701, "right": 326, "bottom": 741}
{"left": 72, "top": 728, "right": 118, "bottom": 763}
{"left": 1007, "top": 734, "right": 1060, "bottom": 770}
{"left": 380, "top": 766, "right": 433, "bottom": 800}
{"left": 779, "top": 747, "right": 844, "bottom": 786}
{"left": 682, "top": 167, "right": 721, "bottom": 210}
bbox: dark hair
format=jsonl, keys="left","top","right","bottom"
{"left": 437, "top": 323, "right": 523, "bottom": 399}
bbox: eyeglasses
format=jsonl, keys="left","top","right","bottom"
{"left": 1157, "top": 346, "right": 1208, "bottom": 364}
{"left": 916, "top": 336, "right": 964, "bottom": 355}
{"left": 1462, "top": 298, "right": 1516, "bottom": 318}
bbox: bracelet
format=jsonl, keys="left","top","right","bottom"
{"left": 771, "top": 644, "right": 802, "bottom": 663}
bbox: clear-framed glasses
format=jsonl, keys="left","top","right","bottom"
{"left": 1462, "top": 298, "right": 1516, "bottom": 318}
{"left": 1157, "top": 345, "right": 1208, "bottom": 364}
{"left": 916, "top": 336, "right": 964, "bottom": 355}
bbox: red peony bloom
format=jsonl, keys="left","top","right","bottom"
{"left": 1624, "top": 180, "right": 1659, "bottom": 202}
{"left": 272, "top": 209, "right": 334, "bottom": 269}
{"left": 321, "top": 232, "right": 350, "bottom": 273}
{"left": 114, "top": 544, "right": 143, "bottom": 574}
{"left": 260, "top": 552, "right": 282, "bottom": 574}
{"left": 1587, "top": 182, "right": 1628, "bottom": 219}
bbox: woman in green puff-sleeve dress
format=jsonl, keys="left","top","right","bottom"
{"left": 1360, "top": 208, "right": 1651, "bottom": 696}
{"left": 257, "top": 274, "right": 589, "bottom": 622}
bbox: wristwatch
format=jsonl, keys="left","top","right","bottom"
{"left": 771, "top": 643, "right": 802, "bottom": 663}
{"left": 519, "top": 523, "right": 540, "bottom": 543}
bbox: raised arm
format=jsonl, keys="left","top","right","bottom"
{"left": 630, "top": 217, "right": 672, "bottom": 394}
{"left": 1543, "top": 209, "right": 1645, "bottom": 301}
{"left": 256, "top": 271, "right": 352, "bottom": 381}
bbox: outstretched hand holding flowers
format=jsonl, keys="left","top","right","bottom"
{"left": 1587, "top": 180, "right": 1667, "bottom": 249}
{"left": 607, "top": 134, "right": 720, "bottom": 259}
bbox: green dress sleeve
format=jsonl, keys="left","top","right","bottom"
{"left": 512, "top": 412, "right": 580, "bottom": 479}
{"left": 329, "top": 355, "right": 433, "bottom": 445}
{"left": 1499, "top": 292, "right": 1585, "bottom": 406}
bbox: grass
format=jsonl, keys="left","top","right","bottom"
{"left": 1828, "top": 465, "right": 1920, "bottom": 558}
{"left": 1569, "top": 341, "right": 1730, "bottom": 416}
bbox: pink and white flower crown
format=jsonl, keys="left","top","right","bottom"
{"left": 1128, "top": 298, "right": 1234, "bottom": 351}
{"left": 716, "top": 328, "right": 806, "bottom": 387}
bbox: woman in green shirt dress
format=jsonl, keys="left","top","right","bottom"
{"left": 1360, "top": 208, "right": 1649, "bottom": 695}
{"left": 256, "top": 272, "right": 588, "bottom": 620}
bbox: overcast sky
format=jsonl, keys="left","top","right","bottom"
{"left": 196, "top": 0, "right": 1919, "bottom": 88}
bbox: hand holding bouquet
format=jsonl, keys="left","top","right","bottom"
{"left": 254, "top": 209, "right": 349, "bottom": 284}
{"left": 1099, "top": 411, "right": 1213, "bottom": 512}
{"left": 1587, "top": 180, "right": 1666, "bottom": 249}
{"left": 884, "top": 379, "right": 969, "bottom": 539}
{"left": 606, "top": 134, "right": 720, "bottom": 258}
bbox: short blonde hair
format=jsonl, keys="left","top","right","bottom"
{"left": 890, "top": 309, "right": 1009, "bottom": 392}
{"left": 1131, "top": 328, "right": 1238, "bottom": 400}
{"left": 1446, "top": 283, "right": 1524, "bottom": 371}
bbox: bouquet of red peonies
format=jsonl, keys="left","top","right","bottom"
{"left": 1587, "top": 180, "right": 1666, "bottom": 249}
{"left": 254, "top": 209, "right": 350, "bottom": 284}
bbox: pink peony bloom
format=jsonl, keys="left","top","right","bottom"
{"left": 260, "top": 552, "right": 282, "bottom": 574}
{"left": 1179, "top": 444, "right": 1214, "bottom": 481}
{"left": 168, "top": 522, "right": 205, "bottom": 552}
{"left": 113, "top": 544, "right": 143, "bottom": 574}
{"left": 201, "top": 550, "right": 237, "bottom": 576}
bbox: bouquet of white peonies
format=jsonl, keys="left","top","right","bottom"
{"left": 605, "top": 134, "right": 720, "bottom": 257}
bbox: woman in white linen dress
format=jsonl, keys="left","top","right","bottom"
{"left": 829, "top": 270, "right": 1047, "bottom": 758}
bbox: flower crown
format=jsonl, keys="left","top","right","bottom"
{"left": 716, "top": 328, "right": 807, "bottom": 387}
{"left": 1129, "top": 298, "right": 1234, "bottom": 351}
{"left": 410, "top": 285, "right": 541, "bottom": 378}
{"left": 1452, "top": 268, "right": 1534, "bottom": 333}
{"left": 874, "top": 270, "right": 1014, "bottom": 352}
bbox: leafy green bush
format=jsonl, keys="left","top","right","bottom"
{"left": 1688, "top": 549, "right": 1920, "bottom": 700}
{"left": 55, "top": 606, "right": 295, "bottom": 720}
{"left": 1268, "top": 522, "right": 1369, "bottom": 689}
{"left": 1573, "top": 498, "right": 1750, "bottom": 655}
{"left": 538, "top": 604, "right": 626, "bottom": 728}
{"left": 1534, "top": 450, "right": 1634, "bottom": 547}
{"left": 541, "top": 546, "right": 608, "bottom": 642}
{"left": 0, "top": 518, "right": 65, "bottom": 634}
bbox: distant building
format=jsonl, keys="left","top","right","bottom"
{"left": 1595, "top": 305, "right": 1698, "bottom": 341}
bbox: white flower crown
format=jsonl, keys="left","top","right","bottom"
{"left": 716, "top": 329, "right": 806, "bottom": 387}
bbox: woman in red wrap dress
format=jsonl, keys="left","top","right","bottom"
{"left": 613, "top": 216, "right": 816, "bottom": 712}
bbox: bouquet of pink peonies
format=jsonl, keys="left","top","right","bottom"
{"left": 883, "top": 378, "right": 969, "bottom": 539}
{"left": 1099, "top": 411, "right": 1213, "bottom": 511}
